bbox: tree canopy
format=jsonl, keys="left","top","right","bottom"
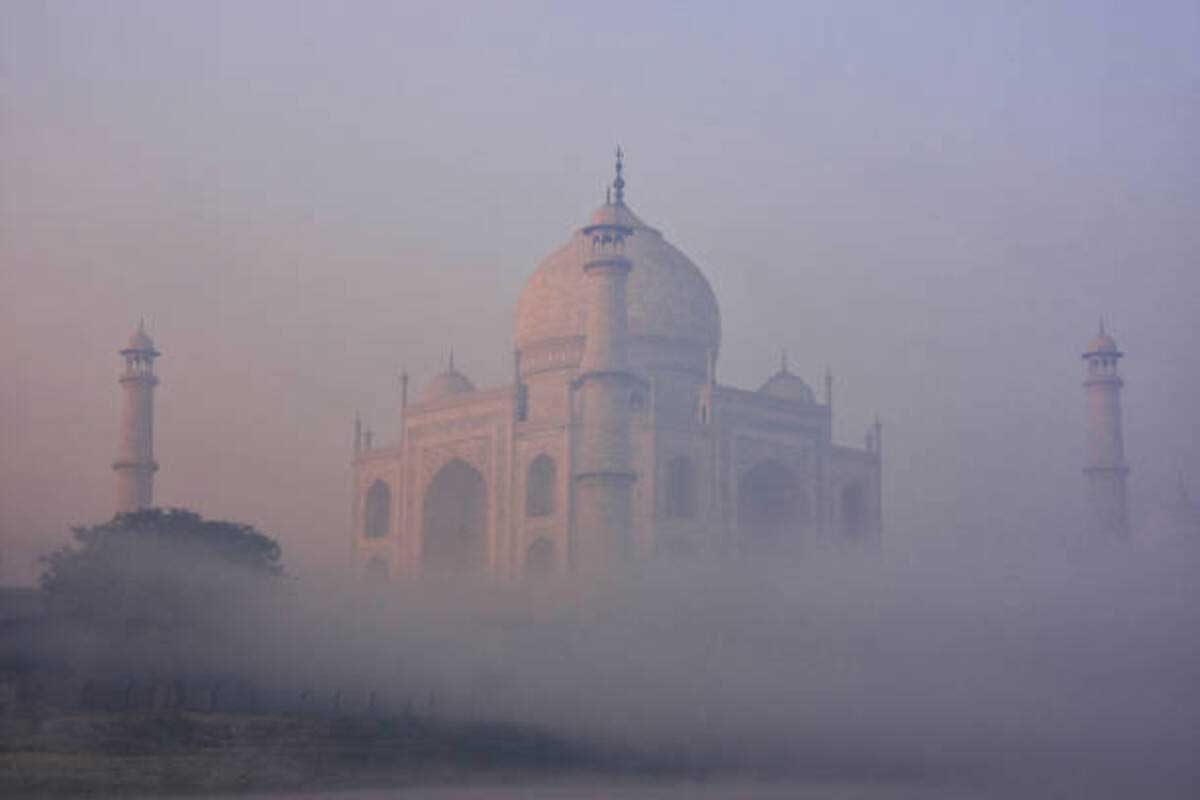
{"left": 40, "top": 508, "right": 283, "bottom": 632}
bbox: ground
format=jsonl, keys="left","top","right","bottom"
{"left": 0, "top": 709, "right": 619, "bottom": 798}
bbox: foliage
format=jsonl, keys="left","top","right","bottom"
{"left": 39, "top": 508, "right": 283, "bottom": 633}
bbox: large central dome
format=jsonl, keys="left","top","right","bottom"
{"left": 514, "top": 184, "right": 721, "bottom": 378}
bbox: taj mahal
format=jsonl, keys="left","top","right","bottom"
{"left": 103, "top": 155, "right": 1164, "bottom": 580}
{"left": 350, "top": 153, "right": 883, "bottom": 579}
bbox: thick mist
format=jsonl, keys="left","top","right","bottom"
{"left": 37, "top": 535, "right": 1197, "bottom": 798}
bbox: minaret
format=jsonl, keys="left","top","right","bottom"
{"left": 571, "top": 148, "right": 644, "bottom": 571}
{"left": 1082, "top": 321, "right": 1130, "bottom": 540}
{"left": 113, "top": 320, "right": 160, "bottom": 513}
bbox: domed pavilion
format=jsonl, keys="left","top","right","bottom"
{"left": 352, "top": 153, "right": 882, "bottom": 578}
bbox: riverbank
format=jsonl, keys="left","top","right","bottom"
{"left": 0, "top": 710, "right": 617, "bottom": 798}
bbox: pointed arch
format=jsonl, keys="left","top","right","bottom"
{"left": 526, "top": 454, "right": 557, "bottom": 518}
{"left": 841, "top": 482, "right": 867, "bottom": 541}
{"left": 363, "top": 480, "right": 391, "bottom": 539}
{"left": 422, "top": 459, "right": 487, "bottom": 573}
{"left": 738, "top": 460, "right": 802, "bottom": 553}
{"left": 664, "top": 455, "right": 696, "bottom": 519}
{"left": 364, "top": 555, "right": 389, "bottom": 582}
{"left": 524, "top": 537, "right": 556, "bottom": 578}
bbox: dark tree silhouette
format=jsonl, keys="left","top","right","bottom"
{"left": 40, "top": 508, "right": 282, "bottom": 633}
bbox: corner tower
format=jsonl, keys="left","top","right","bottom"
{"left": 571, "top": 148, "right": 646, "bottom": 570}
{"left": 1082, "top": 321, "right": 1129, "bottom": 540}
{"left": 114, "top": 321, "right": 160, "bottom": 513}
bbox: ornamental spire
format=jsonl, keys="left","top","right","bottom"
{"left": 612, "top": 145, "right": 625, "bottom": 205}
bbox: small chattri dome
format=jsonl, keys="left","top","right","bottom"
{"left": 417, "top": 359, "right": 475, "bottom": 404}
{"left": 759, "top": 367, "right": 816, "bottom": 405}
{"left": 587, "top": 201, "right": 641, "bottom": 229}
{"left": 1086, "top": 332, "right": 1119, "bottom": 355}
{"left": 1085, "top": 321, "right": 1120, "bottom": 356}
{"left": 123, "top": 321, "right": 158, "bottom": 354}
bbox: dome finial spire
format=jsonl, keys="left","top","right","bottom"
{"left": 612, "top": 145, "right": 625, "bottom": 205}
{"left": 448, "top": 348, "right": 455, "bottom": 371}
{"left": 1099, "top": 316, "right": 1106, "bottom": 336}
{"left": 780, "top": 348, "right": 788, "bottom": 373}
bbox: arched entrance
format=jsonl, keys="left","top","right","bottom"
{"left": 363, "top": 480, "right": 391, "bottom": 539}
{"left": 841, "top": 482, "right": 867, "bottom": 541}
{"left": 525, "top": 454, "right": 557, "bottom": 518}
{"left": 524, "top": 537, "right": 556, "bottom": 578}
{"left": 664, "top": 455, "right": 696, "bottom": 519}
{"left": 422, "top": 459, "right": 488, "bottom": 573}
{"left": 364, "top": 555, "right": 389, "bottom": 583}
{"left": 738, "top": 460, "right": 801, "bottom": 554}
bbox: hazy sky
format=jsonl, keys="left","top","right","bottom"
{"left": 2, "top": 1, "right": 1198, "bottom": 581}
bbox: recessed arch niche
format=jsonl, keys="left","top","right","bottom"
{"left": 738, "top": 459, "right": 803, "bottom": 553}
{"left": 363, "top": 480, "right": 391, "bottom": 539}
{"left": 422, "top": 459, "right": 488, "bottom": 573}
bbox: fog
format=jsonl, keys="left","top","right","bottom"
{"left": 31, "top": 538, "right": 1200, "bottom": 797}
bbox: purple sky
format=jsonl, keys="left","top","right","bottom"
{"left": 2, "top": 1, "right": 1198, "bottom": 581}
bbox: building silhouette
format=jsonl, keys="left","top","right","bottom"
{"left": 352, "top": 155, "right": 883, "bottom": 578}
